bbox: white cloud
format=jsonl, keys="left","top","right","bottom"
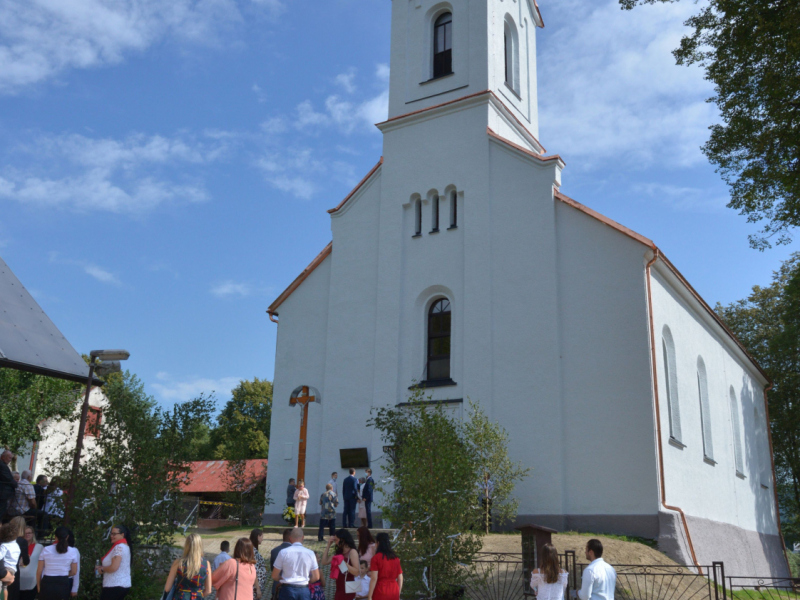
{"left": 538, "top": 0, "right": 716, "bottom": 168}
{"left": 291, "top": 64, "right": 389, "bottom": 134}
{"left": 49, "top": 252, "right": 122, "bottom": 286}
{"left": 152, "top": 372, "right": 242, "bottom": 403}
{"left": 256, "top": 147, "right": 326, "bottom": 200}
{"left": 252, "top": 83, "right": 267, "bottom": 103}
{"left": 632, "top": 182, "right": 728, "bottom": 213}
{"left": 0, "top": 0, "right": 283, "bottom": 93}
{"left": 0, "top": 132, "right": 225, "bottom": 213}
{"left": 211, "top": 280, "right": 251, "bottom": 297}
{"left": 335, "top": 69, "right": 357, "bottom": 94}
{"left": 83, "top": 264, "right": 122, "bottom": 285}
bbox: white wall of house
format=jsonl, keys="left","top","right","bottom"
{"left": 16, "top": 387, "right": 107, "bottom": 477}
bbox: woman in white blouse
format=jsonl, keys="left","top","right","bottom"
{"left": 95, "top": 525, "right": 132, "bottom": 600}
{"left": 36, "top": 527, "right": 78, "bottom": 600}
{"left": 19, "top": 526, "right": 43, "bottom": 600}
{"left": 529, "top": 543, "right": 569, "bottom": 600}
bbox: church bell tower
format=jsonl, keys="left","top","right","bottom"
{"left": 386, "top": 0, "right": 544, "bottom": 149}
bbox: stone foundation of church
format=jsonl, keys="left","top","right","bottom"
{"left": 262, "top": 510, "right": 789, "bottom": 578}
{"left": 684, "top": 514, "right": 789, "bottom": 578}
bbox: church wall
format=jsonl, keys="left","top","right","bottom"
{"left": 264, "top": 254, "right": 332, "bottom": 518}
{"left": 553, "top": 201, "right": 661, "bottom": 533}
{"left": 650, "top": 268, "right": 786, "bottom": 576}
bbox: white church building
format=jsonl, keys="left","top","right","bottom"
{"left": 264, "top": 0, "right": 788, "bottom": 577}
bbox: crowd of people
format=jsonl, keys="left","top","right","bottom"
{"left": 165, "top": 527, "right": 403, "bottom": 600}
{"left": 0, "top": 450, "right": 133, "bottom": 600}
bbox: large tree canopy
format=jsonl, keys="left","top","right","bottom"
{"left": 622, "top": 0, "right": 800, "bottom": 249}
{"left": 211, "top": 377, "right": 273, "bottom": 460}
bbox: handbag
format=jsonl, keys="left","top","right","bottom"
{"left": 342, "top": 556, "right": 360, "bottom": 595}
{"left": 162, "top": 572, "right": 185, "bottom": 600}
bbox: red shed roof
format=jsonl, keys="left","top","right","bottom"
{"left": 179, "top": 460, "right": 267, "bottom": 494}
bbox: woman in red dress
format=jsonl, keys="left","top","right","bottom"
{"left": 367, "top": 533, "right": 403, "bottom": 600}
{"left": 320, "top": 529, "right": 360, "bottom": 600}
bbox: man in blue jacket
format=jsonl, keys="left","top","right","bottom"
{"left": 362, "top": 469, "right": 375, "bottom": 528}
{"left": 342, "top": 468, "right": 358, "bottom": 528}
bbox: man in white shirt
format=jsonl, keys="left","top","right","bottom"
{"left": 271, "top": 528, "right": 320, "bottom": 600}
{"left": 577, "top": 539, "right": 616, "bottom": 600}
{"left": 213, "top": 541, "right": 232, "bottom": 571}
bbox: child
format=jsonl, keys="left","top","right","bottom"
{"left": 0, "top": 520, "right": 24, "bottom": 600}
{"left": 293, "top": 480, "right": 310, "bottom": 528}
{"left": 354, "top": 560, "right": 370, "bottom": 600}
{"left": 213, "top": 540, "right": 231, "bottom": 571}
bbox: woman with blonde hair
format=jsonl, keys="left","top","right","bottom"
{"left": 529, "top": 543, "right": 568, "bottom": 600}
{"left": 164, "top": 534, "right": 212, "bottom": 600}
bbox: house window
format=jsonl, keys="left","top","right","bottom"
{"left": 661, "top": 326, "right": 682, "bottom": 443}
{"left": 696, "top": 357, "right": 714, "bottom": 462}
{"left": 414, "top": 199, "right": 422, "bottom": 236}
{"left": 504, "top": 18, "right": 519, "bottom": 92}
{"left": 85, "top": 407, "right": 102, "bottom": 438}
{"left": 729, "top": 387, "right": 744, "bottom": 477}
{"left": 433, "top": 13, "right": 453, "bottom": 79}
{"left": 431, "top": 195, "right": 440, "bottom": 232}
{"left": 427, "top": 298, "right": 451, "bottom": 381}
{"left": 449, "top": 191, "right": 457, "bottom": 228}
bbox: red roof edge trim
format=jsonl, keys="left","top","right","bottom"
{"left": 487, "top": 128, "right": 564, "bottom": 166}
{"left": 327, "top": 157, "right": 384, "bottom": 215}
{"left": 533, "top": 0, "right": 544, "bottom": 27}
{"left": 267, "top": 242, "right": 333, "bottom": 319}
{"left": 554, "top": 190, "right": 656, "bottom": 249}
{"left": 376, "top": 90, "right": 493, "bottom": 127}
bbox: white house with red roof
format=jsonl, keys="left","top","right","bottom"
{"left": 263, "top": 0, "right": 787, "bottom": 577}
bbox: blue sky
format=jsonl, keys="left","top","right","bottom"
{"left": 0, "top": 0, "right": 796, "bottom": 410}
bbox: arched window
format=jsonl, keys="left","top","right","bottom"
{"left": 449, "top": 191, "right": 457, "bottom": 228}
{"left": 414, "top": 199, "right": 422, "bottom": 236}
{"left": 504, "top": 18, "right": 519, "bottom": 92}
{"left": 431, "top": 195, "right": 440, "bottom": 232}
{"left": 427, "top": 298, "right": 451, "bottom": 381}
{"left": 696, "top": 357, "right": 714, "bottom": 462}
{"left": 729, "top": 387, "right": 744, "bottom": 476}
{"left": 433, "top": 13, "right": 453, "bottom": 79}
{"left": 661, "top": 326, "right": 682, "bottom": 443}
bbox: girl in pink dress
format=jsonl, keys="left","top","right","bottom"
{"left": 293, "top": 480, "right": 310, "bottom": 527}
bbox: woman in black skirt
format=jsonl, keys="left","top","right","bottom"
{"left": 36, "top": 527, "right": 76, "bottom": 600}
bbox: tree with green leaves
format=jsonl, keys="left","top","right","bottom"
{"left": 49, "top": 370, "right": 216, "bottom": 600}
{"left": 369, "top": 389, "right": 482, "bottom": 599}
{"left": 210, "top": 378, "right": 273, "bottom": 460}
{"left": 621, "top": 0, "right": 800, "bottom": 249}
{"left": 463, "top": 400, "right": 530, "bottom": 534}
{"left": 716, "top": 252, "right": 800, "bottom": 545}
{"left": 0, "top": 369, "right": 80, "bottom": 456}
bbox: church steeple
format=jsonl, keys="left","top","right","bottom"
{"left": 386, "top": 0, "right": 544, "bottom": 147}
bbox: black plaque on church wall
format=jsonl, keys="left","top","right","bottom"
{"left": 340, "top": 447, "right": 370, "bottom": 468}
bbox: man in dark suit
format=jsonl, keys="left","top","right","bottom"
{"left": 0, "top": 450, "right": 18, "bottom": 521}
{"left": 342, "top": 468, "right": 358, "bottom": 528}
{"left": 363, "top": 469, "right": 375, "bottom": 529}
{"left": 269, "top": 528, "right": 293, "bottom": 600}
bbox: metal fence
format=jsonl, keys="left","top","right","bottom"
{"left": 456, "top": 553, "right": 799, "bottom": 600}
{"left": 727, "top": 576, "right": 800, "bottom": 599}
